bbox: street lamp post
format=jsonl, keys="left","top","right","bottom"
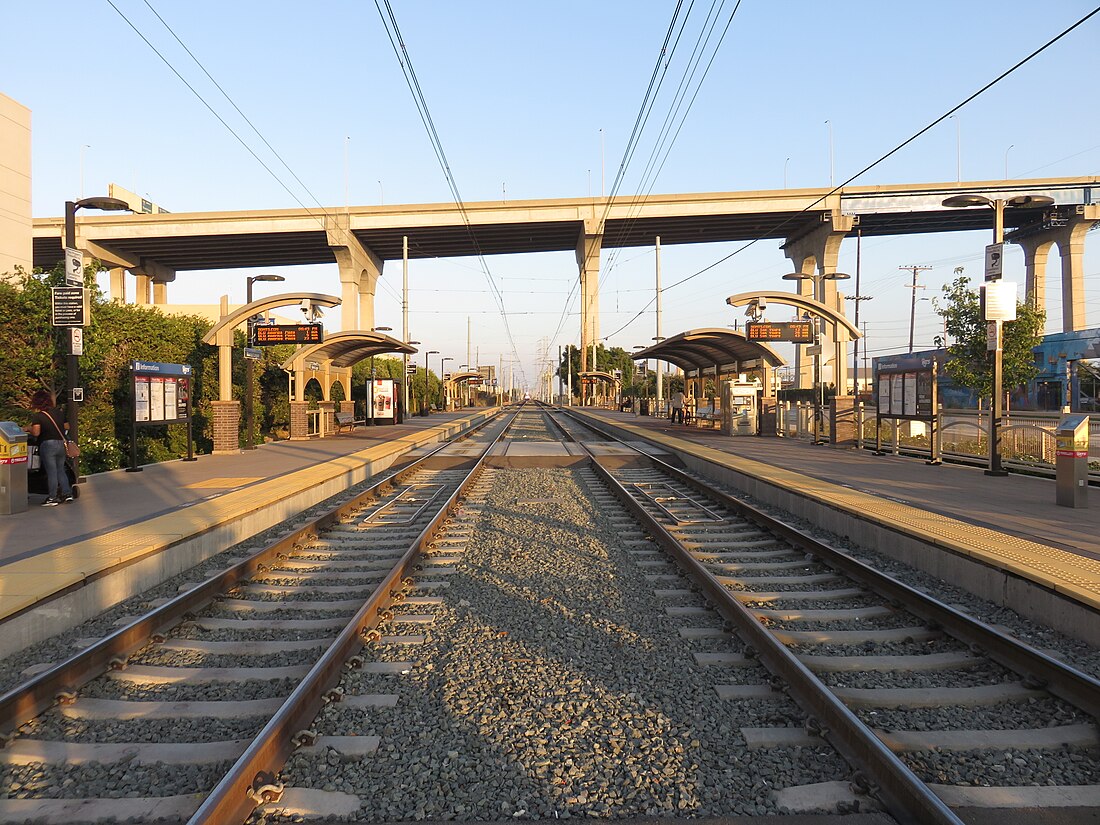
{"left": 424, "top": 351, "right": 438, "bottom": 415}
{"left": 404, "top": 340, "right": 420, "bottom": 422}
{"left": 440, "top": 357, "right": 453, "bottom": 410}
{"left": 941, "top": 193, "right": 1054, "bottom": 475}
{"left": 782, "top": 270, "right": 850, "bottom": 443}
{"left": 244, "top": 274, "right": 285, "bottom": 449}
{"left": 368, "top": 326, "right": 392, "bottom": 426}
{"left": 63, "top": 196, "right": 131, "bottom": 477}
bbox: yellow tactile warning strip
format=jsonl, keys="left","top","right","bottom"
{"left": 584, "top": 413, "right": 1100, "bottom": 612}
{"left": 0, "top": 411, "right": 497, "bottom": 623}
{"left": 184, "top": 477, "right": 264, "bottom": 489}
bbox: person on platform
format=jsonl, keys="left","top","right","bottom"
{"left": 28, "top": 389, "right": 73, "bottom": 506}
{"left": 670, "top": 388, "right": 686, "bottom": 424}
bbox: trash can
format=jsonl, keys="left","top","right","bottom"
{"left": 1055, "top": 414, "right": 1090, "bottom": 508}
{"left": 0, "top": 421, "right": 29, "bottom": 515}
{"left": 639, "top": 399, "right": 649, "bottom": 416}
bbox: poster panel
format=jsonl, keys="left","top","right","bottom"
{"left": 176, "top": 378, "right": 190, "bottom": 419}
{"left": 149, "top": 377, "right": 165, "bottom": 421}
{"left": 135, "top": 376, "right": 151, "bottom": 422}
{"left": 903, "top": 372, "right": 917, "bottom": 416}
{"left": 878, "top": 373, "right": 892, "bottom": 416}
{"left": 371, "top": 379, "right": 395, "bottom": 420}
{"left": 890, "top": 373, "right": 904, "bottom": 417}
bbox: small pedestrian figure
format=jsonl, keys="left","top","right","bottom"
{"left": 670, "top": 389, "right": 686, "bottom": 424}
{"left": 28, "top": 390, "right": 73, "bottom": 506}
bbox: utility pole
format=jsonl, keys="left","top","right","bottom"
{"left": 846, "top": 229, "right": 873, "bottom": 393}
{"left": 655, "top": 235, "right": 663, "bottom": 411}
{"left": 902, "top": 265, "right": 931, "bottom": 353}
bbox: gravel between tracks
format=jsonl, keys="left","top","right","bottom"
{"left": 274, "top": 467, "right": 850, "bottom": 821}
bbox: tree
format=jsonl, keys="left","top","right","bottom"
{"left": 935, "top": 275, "right": 1044, "bottom": 401}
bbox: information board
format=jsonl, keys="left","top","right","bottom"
{"left": 745, "top": 321, "right": 815, "bottom": 343}
{"left": 253, "top": 324, "right": 323, "bottom": 345}
{"left": 131, "top": 361, "right": 192, "bottom": 424}
{"left": 875, "top": 358, "right": 937, "bottom": 421}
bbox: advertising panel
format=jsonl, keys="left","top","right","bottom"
{"left": 370, "top": 379, "right": 395, "bottom": 420}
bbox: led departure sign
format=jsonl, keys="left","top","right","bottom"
{"left": 252, "top": 323, "right": 324, "bottom": 345}
{"left": 745, "top": 321, "right": 814, "bottom": 343}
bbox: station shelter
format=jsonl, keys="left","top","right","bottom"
{"left": 280, "top": 331, "right": 417, "bottom": 439}
{"left": 447, "top": 371, "right": 486, "bottom": 410}
{"left": 578, "top": 371, "right": 621, "bottom": 408}
{"left": 630, "top": 328, "right": 785, "bottom": 430}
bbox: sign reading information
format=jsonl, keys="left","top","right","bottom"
{"left": 131, "top": 361, "right": 192, "bottom": 424}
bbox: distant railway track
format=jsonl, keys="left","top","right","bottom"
{"left": 0, "top": 402, "right": 1096, "bottom": 823}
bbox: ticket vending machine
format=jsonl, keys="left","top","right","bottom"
{"left": 721, "top": 375, "right": 761, "bottom": 436}
{"left": 1056, "top": 414, "right": 1090, "bottom": 508}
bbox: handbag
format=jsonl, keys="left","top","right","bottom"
{"left": 42, "top": 410, "right": 79, "bottom": 458}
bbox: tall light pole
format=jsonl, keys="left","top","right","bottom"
{"left": 64, "top": 196, "right": 131, "bottom": 478}
{"left": 244, "top": 274, "right": 285, "bottom": 448}
{"left": 424, "top": 350, "right": 438, "bottom": 415}
{"left": 941, "top": 193, "right": 1054, "bottom": 475}
{"left": 1004, "top": 145, "right": 1014, "bottom": 179}
{"left": 368, "top": 326, "right": 392, "bottom": 425}
{"left": 406, "top": 340, "right": 421, "bottom": 421}
{"left": 949, "top": 115, "right": 961, "bottom": 182}
{"left": 782, "top": 270, "right": 850, "bottom": 443}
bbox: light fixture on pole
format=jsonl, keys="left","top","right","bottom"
{"left": 63, "top": 196, "right": 132, "bottom": 478}
{"left": 440, "top": 357, "right": 453, "bottom": 410}
{"left": 782, "top": 270, "right": 850, "bottom": 443}
{"left": 368, "top": 326, "right": 392, "bottom": 426}
{"left": 424, "top": 350, "right": 438, "bottom": 415}
{"left": 243, "top": 274, "right": 285, "bottom": 449}
{"left": 941, "top": 193, "right": 1054, "bottom": 475}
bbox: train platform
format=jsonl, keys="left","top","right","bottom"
{"left": 573, "top": 407, "right": 1100, "bottom": 644}
{"left": 0, "top": 408, "right": 496, "bottom": 656}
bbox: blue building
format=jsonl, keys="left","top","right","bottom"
{"left": 874, "top": 327, "right": 1100, "bottom": 413}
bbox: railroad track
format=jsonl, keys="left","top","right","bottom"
{"left": 2, "top": 403, "right": 1097, "bottom": 823}
{"left": 0, "top": 410, "right": 516, "bottom": 824}
{"left": 557, "top": 406, "right": 1100, "bottom": 824}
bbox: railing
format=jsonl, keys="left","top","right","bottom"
{"left": 306, "top": 409, "right": 321, "bottom": 437}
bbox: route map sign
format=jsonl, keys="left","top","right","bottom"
{"left": 252, "top": 323, "right": 323, "bottom": 345}
{"left": 745, "top": 321, "right": 814, "bottom": 343}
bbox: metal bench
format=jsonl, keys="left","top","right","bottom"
{"left": 334, "top": 411, "right": 356, "bottom": 433}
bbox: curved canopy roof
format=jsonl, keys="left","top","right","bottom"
{"left": 579, "top": 370, "right": 618, "bottom": 384}
{"left": 726, "top": 291, "right": 861, "bottom": 339}
{"left": 200, "top": 292, "right": 341, "bottom": 346}
{"left": 448, "top": 370, "right": 484, "bottom": 384}
{"left": 280, "top": 331, "right": 417, "bottom": 371}
{"left": 631, "top": 328, "right": 785, "bottom": 374}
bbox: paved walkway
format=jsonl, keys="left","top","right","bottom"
{"left": 0, "top": 411, "right": 488, "bottom": 565}
{"left": 582, "top": 409, "right": 1100, "bottom": 563}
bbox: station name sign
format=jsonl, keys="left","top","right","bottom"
{"left": 745, "top": 321, "right": 814, "bottom": 343}
{"left": 252, "top": 323, "right": 323, "bottom": 345}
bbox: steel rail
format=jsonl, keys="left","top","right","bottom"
{"left": 0, "top": 412, "right": 500, "bottom": 739}
{"left": 187, "top": 409, "right": 518, "bottom": 824}
{"left": 566, "top": 409, "right": 1100, "bottom": 719}
{"left": 576, "top": 446, "right": 964, "bottom": 825}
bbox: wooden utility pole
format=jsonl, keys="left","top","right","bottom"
{"left": 901, "top": 265, "right": 932, "bottom": 353}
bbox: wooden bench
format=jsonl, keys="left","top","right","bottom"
{"left": 693, "top": 407, "right": 720, "bottom": 429}
{"left": 334, "top": 411, "right": 356, "bottom": 433}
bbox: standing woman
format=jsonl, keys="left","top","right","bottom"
{"left": 28, "top": 389, "right": 73, "bottom": 506}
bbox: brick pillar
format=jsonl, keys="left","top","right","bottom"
{"left": 289, "top": 401, "right": 311, "bottom": 441}
{"left": 211, "top": 400, "right": 240, "bottom": 454}
{"left": 829, "top": 396, "right": 856, "bottom": 448}
{"left": 318, "top": 401, "right": 336, "bottom": 438}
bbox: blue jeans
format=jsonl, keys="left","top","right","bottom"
{"left": 39, "top": 439, "right": 72, "bottom": 499}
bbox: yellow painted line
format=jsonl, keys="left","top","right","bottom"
{"left": 583, "top": 411, "right": 1100, "bottom": 611}
{"left": 0, "top": 410, "right": 498, "bottom": 622}
{"left": 184, "top": 477, "right": 264, "bottom": 489}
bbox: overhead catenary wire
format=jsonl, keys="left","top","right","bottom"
{"left": 600, "top": 4, "right": 1100, "bottom": 344}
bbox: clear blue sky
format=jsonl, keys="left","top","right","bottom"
{"left": 8, "top": 1, "right": 1100, "bottom": 388}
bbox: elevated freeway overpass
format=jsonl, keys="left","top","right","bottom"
{"left": 34, "top": 176, "right": 1099, "bottom": 386}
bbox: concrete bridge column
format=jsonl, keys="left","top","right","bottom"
{"left": 576, "top": 221, "right": 603, "bottom": 377}
{"left": 327, "top": 216, "right": 382, "bottom": 333}
{"left": 134, "top": 273, "right": 151, "bottom": 304}
{"left": 108, "top": 268, "right": 126, "bottom": 302}
{"left": 783, "top": 212, "right": 855, "bottom": 394}
{"left": 152, "top": 280, "right": 169, "bottom": 304}
{"left": 1056, "top": 217, "right": 1092, "bottom": 332}
{"left": 1017, "top": 235, "right": 1054, "bottom": 310}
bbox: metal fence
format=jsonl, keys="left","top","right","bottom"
{"left": 824, "top": 404, "right": 1098, "bottom": 476}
